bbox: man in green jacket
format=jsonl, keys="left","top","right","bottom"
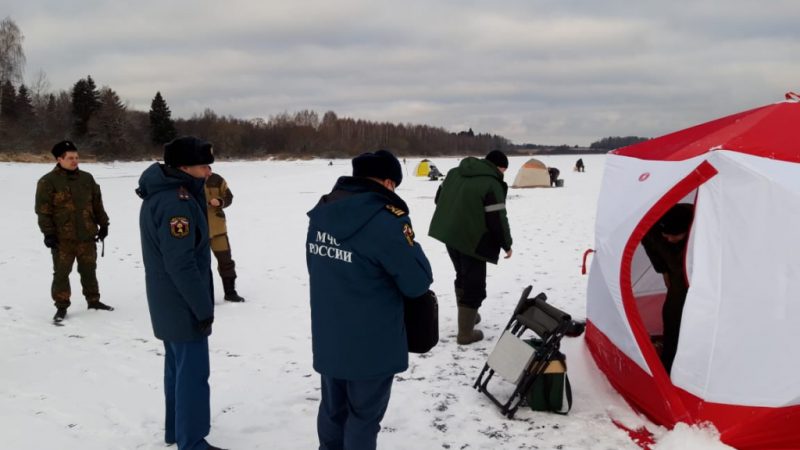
{"left": 35, "top": 140, "right": 113, "bottom": 323}
{"left": 429, "top": 150, "right": 513, "bottom": 344}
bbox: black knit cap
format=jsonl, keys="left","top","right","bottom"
{"left": 485, "top": 150, "right": 508, "bottom": 169}
{"left": 51, "top": 140, "right": 78, "bottom": 158}
{"left": 352, "top": 149, "right": 403, "bottom": 186}
{"left": 659, "top": 203, "right": 694, "bottom": 235}
{"left": 163, "top": 136, "right": 214, "bottom": 167}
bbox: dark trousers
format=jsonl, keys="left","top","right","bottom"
{"left": 210, "top": 234, "right": 237, "bottom": 280}
{"left": 660, "top": 288, "right": 688, "bottom": 375}
{"left": 317, "top": 374, "right": 393, "bottom": 450}
{"left": 446, "top": 246, "right": 487, "bottom": 309}
{"left": 164, "top": 339, "right": 211, "bottom": 450}
{"left": 51, "top": 240, "right": 99, "bottom": 307}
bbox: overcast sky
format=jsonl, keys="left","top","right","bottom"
{"left": 6, "top": 0, "right": 800, "bottom": 145}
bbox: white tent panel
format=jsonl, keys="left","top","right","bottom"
{"left": 590, "top": 155, "right": 711, "bottom": 372}
{"left": 673, "top": 152, "right": 800, "bottom": 407}
{"left": 587, "top": 256, "right": 650, "bottom": 373}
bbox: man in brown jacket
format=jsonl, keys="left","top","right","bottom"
{"left": 35, "top": 140, "right": 114, "bottom": 322}
{"left": 204, "top": 170, "right": 245, "bottom": 302}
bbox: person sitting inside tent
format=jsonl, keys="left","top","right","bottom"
{"left": 641, "top": 203, "right": 694, "bottom": 375}
{"left": 575, "top": 158, "right": 585, "bottom": 172}
{"left": 548, "top": 167, "right": 560, "bottom": 187}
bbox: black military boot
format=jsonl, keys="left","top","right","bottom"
{"left": 88, "top": 301, "right": 115, "bottom": 311}
{"left": 207, "top": 444, "right": 228, "bottom": 450}
{"left": 53, "top": 307, "right": 67, "bottom": 322}
{"left": 222, "top": 277, "right": 245, "bottom": 302}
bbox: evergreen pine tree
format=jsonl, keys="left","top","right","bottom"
{"left": 0, "top": 79, "right": 17, "bottom": 121}
{"left": 93, "top": 87, "right": 129, "bottom": 158}
{"left": 149, "top": 91, "right": 177, "bottom": 145}
{"left": 15, "top": 83, "right": 33, "bottom": 120}
{"left": 71, "top": 75, "right": 101, "bottom": 136}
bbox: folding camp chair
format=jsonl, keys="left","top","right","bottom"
{"left": 473, "top": 285, "right": 573, "bottom": 418}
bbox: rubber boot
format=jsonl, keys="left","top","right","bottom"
{"left": 455, "top": 288, "right": 480, "bottom": 324}
{"left": 457, "top": 306, "right": 484, "bottom": 345}
{"left": 222, "top": 277, "right": 245, "bottom": 302}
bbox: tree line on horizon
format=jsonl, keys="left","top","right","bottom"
{"left": 0, "top": 16, "right": 641, "bottom": 161}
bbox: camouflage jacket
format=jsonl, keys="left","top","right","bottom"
{"left": 35, "top": 165, "right": 110, "bottom": 242}
{"left": 203, "top": 173, "right": 233, "bottom": 237}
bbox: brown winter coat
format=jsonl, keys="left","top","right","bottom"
{"left": 204, "top": 173, "right": 233, "bottom": 238}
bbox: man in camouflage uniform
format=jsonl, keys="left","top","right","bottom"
{"left": 204, "top": 170, "right": 245, "bottom": 302}
{"left": 35, "top": 140, "right": 113, "bottom": 323}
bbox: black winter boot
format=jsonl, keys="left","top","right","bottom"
{"left": 53, "top": 307, "right": 67, "bottom": 322}
{"left": 222, "top": 277, "right": 245, "bottom": 302}
{"left": 88, "top": 301, "right": 115, "bottom": 311}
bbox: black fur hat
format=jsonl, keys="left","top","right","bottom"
{"left": 51, "top": 140, "right": 78, "bottom": 158}
{"left": 352, "top": 149, "right": 403, "bottom": 186}
{"left": 163, "top": 136, "right": 214, "bottom": 167}
{"left": 485, "top": 150, "right": 509, "bottom": 169}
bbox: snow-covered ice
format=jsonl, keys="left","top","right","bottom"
{"left": 0, "top": 155, "right": 732, "bottom": 449}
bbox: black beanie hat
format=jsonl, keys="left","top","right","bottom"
{"left": 485, "top": 150, "right": 509, "bottom": 169}
{"left": 658, "top": 203, "right": 694, "bottom": 235}
{"left": 352, "top": 150, "right": 403, "bottom": 186}
{"left": 51, "top": 140, "right": 78, "bottom": 158}
{"left": 163, "top": 136, "right": 215, "bottom": 167}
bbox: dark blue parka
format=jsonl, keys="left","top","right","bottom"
{"left": 307, "top": 177, "right": 434, "bottom": 380}
{"left": 137, "top": 163, "right": 214, "bottom": 342}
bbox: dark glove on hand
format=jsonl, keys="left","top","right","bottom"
{"left": 96, "top": 225, "right": 109, "bottom": 242}
{"left": 198, "top": 316, "right": 214, "bottom": 335}
{"left": 44, "top": 235, "right": 58, "bottom": 249}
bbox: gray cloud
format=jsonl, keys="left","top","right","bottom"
{"left": 6, "top": 0, "right": 800, "bottom": 145}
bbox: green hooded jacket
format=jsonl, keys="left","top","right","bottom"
{"left": 428, "top": 157, "right": 512, "bottom": 264}
{"left": 35, "top": 165, "right": 109, "bottom": 242}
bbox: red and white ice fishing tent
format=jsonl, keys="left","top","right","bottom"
{"left": 586, "top": 93, "right": 800, "bottom": 449}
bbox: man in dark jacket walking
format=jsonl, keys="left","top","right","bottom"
{"left": 428, "top": 150, "right": 513, "bottom": 344}
{"left": 137, "top": 136, "right": 226, "bottom": 450}
{"left": 35, "top": 140, "right": 113, "bottom": 322}
{"left": 307, "top": 150, "right": 433, "bottom": 450}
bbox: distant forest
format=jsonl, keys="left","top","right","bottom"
{"left": 0, "top": 17, "right": 645, "bottom": 161}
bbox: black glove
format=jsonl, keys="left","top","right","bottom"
{"left": 44, "top": 235, "right": 59, "bottom": 249}
{"left": 198, "top": 316, "right": 214, "bottom": 335}
{"left": 96, "top": 225, "right": 109, "bottom": 242}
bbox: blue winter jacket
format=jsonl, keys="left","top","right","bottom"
{"left": 137, "top": 163, "right": 214, "bottom": 342}
{"left": 307, "top": 177, "right": 434, "bottom": 380}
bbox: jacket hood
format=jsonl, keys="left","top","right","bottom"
{"left": 458, "top": 157, "right": 504, "bottom": 180}
{"left": 136, "top": 163, "right": 203, "bottom": 200}
{"left": 307, "top": 176, "right": 409, "bottom": 241}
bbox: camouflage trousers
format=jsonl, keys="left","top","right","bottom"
{"left": 51, "top": 240, "right": 100, "bottom": 308}
{"left": 210, "top": 234, "right": 237, "bottom": 280}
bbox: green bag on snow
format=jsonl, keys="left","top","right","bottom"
{"left": 524, "top": 339, "right": 573, "bottom": 414}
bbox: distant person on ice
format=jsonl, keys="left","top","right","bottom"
{"left": 136, "top": 136, "right": 227, "bottom": 450}
{"left": 641, "top": 203, "right": 694, "bottom": 375}
{"left": 306, "top": 149, "right": 433, "bottom": 450}
{"left": 204, "top": 170, "right": 245, "bottom": 302}
{"left": 428, "top": 150, "right": 513, "bottom": 345}
{"left": 575, "top": 158, "right": 585, "bottom": 172}
{"left": 548, "top": 167, "right": 560, "bottom": 187}
{"left": 35, "top": 140, "right": 113, "bottom": 323}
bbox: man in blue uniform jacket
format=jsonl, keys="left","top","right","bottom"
{"left": 137, "top": 136, "right": 226, "bottom": 450}
{"left": 306, "top": 150, "right": 434, "bottom": 450}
